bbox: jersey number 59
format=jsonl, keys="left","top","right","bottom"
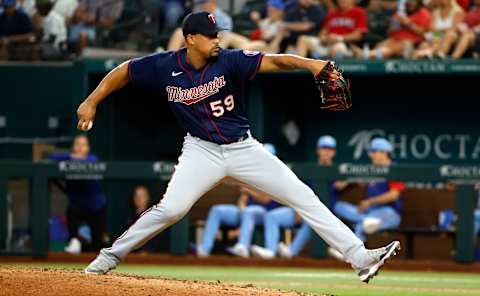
{"left": 210, "top": 95, "right": 234, "bottom": 117}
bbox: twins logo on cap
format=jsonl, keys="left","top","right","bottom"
{"left": 208, "top": 14, "right": 216, "bottom": 24}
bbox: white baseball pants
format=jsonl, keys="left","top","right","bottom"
{"left": 101, "top": 134, "right": 369, "bottom": 268}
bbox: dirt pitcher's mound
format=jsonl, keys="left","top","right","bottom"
{"left": 0, "top": 267, "right": 324, "bottom": 296}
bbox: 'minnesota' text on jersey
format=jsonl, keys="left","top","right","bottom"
{"left": 128, "top": 48, "right": 264, "bottom": 144}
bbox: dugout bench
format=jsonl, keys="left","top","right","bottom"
{"left": 0, "top": 161, "right": 478, "bottom": 263}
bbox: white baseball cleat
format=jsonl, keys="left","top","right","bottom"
{"left": 226, "top": 243, "right": 249, "bottom": 258}
{"left": 277, "top": 242, "right": 293, "bottom": 259}
{"left": 84, "top": 255, "right": 117, "bottom": 275}
{"left": 251, "top": 245, "right": 275, "bottom": 259}
{"left": 356, "top": 241, "right": 401, "bottom": 283}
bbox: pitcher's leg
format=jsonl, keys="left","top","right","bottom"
{"left": 201, "top": 204, "right": 240, "bottom": 254}
{"left": 333, "top": 201, "right": 366, "bottom": 224}
{"left": 100, "top": 139, "right": 227, "bottom": 262}
{"left": 228, "top": 142, "right": 368, "bottom": 268}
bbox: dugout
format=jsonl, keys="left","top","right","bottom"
{"left": 0, "top": 59, "right": 479, "bottom": 261}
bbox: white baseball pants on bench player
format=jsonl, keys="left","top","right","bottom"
{"left": 101, "top": 134, "right": 370, "bottom": 268}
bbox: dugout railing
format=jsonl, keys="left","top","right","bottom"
{"left": 0, "top": 161, "right": 478, "bottom": 262}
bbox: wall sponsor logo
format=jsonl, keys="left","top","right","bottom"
{"left": 439, "top": 165, "right": 480, "bottom": 178}
{"left": 338, "top": 163, "right": 389, "bottom": 176}
{"left": 58, "top": 161, "right": 107, "bottom": 180}
{"left": 384, "top": 61, "right": 446, "bottom": 73}
{"left": 153, "top": 161, "right": 176, "bottom": 180}
{"left": 348, "top": 129, "right": 480, "bottom": 161}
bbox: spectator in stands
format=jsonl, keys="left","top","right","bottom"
{"left": 16, "top": 0, "right": 36, "bottom": 16}
{"left": 167, "top": 0, "right": 266, "bottom": 51}
{"left": 53, "top": 0, "right": 79, "bottom": 24}
{"left": 167, "top": 0, "right": 231, "bottom": 50}
{"left": 250, "top": 136, "right": 349, "bottom": 259}
{"left": 69, "top": 0, "right": 124, "bottom": 54}
{"left": 333, "top": 138, "right": 403, "bottom": 244}
{"left": 354, "top": 0, "right": 431, "bottom": 59}
{"left": 196, "top": 144, "right": 280, "bottom": 258}
{"left": 279, "top": 0, "right": 326, "bottom": 54}
{"left": 413, "top": 0, "right": 464, "bottom": 59}
{"left": 363, "top": 0, "right": 390, "bottom": 48}
{"left": 161, "top": 0, "right": 188, "bottom": 30}
{"left": 49, "top": 134, "right": 107, "bottom": 254}
{"left": 126, "top": 185, "right": 157, "bottom": 253}
{"left": 249, "top": 0, "right": 287, "bottom": 53}
{"left": 451, "top": 0, "right": 480, "bottom": 58}
{"left": 296, "top": 0, "right": 367, "bottom": 58}
{"left": 35, "top": 0, "right": 67, "bottom": 59}
{"left": 0, "top": 0, "right": 35, "bottom": 60}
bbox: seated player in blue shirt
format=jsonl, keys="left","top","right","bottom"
{"left": 49, "top": 134, "right": 107, "bottom": 253}
{"left": 251, "top": 135, "right": 349, "bottom": 259}
{"left": 333, "top": 138, "right": 404, "bottom": 244}
{"left": 196, "top": 144, "right": 280, "bottom": 257}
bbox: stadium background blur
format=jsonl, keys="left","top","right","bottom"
{"left": 1, "top": 0, "right": 480, "bottom": 294}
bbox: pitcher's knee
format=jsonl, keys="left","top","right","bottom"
{"left": 157, "top": 203, "right": 189, "bottom": 222}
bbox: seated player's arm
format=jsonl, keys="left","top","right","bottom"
{"left": 237, "top": 190, "right": 249, "bottom": 211}
{"left": 259, "top": 54, "right": 331, "bottom": 76}
{"left": 77, "top": 60, "right": 131, "bottom": 130}
{"left": 366, "top": 189, "right": 401, "bottom": 206}
{"left": 241, "top": 186, "right": 271, "bottom": 204}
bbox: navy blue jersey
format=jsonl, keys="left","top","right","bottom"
{"left": 128, "top": 48, "right": 264, "bottom": 144}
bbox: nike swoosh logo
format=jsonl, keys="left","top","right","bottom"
{"left": 171, "top": 71, "right": 183, "bottom": 77}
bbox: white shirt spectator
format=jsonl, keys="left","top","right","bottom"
{"left": 43, "top": 9, "right": 67, "bottom": 48}
{"left": 54, "top": 0, "right": 79, "bottom": 20}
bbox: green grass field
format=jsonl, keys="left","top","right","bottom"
{"left": 3, "top": 263, "right": 480, "bottom": 296}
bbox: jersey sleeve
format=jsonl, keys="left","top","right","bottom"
{"left": 389, "top": 181, "right": 405, "bottom": 192}
{"left": 223, "top": 49, "right": 264, "bottom": 82}
{"left": 128, "top": 53, "right": 162, "bottom": 89}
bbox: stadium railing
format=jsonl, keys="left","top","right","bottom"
{"left": 0, "top": 161, "right": 477, "bottom": 262}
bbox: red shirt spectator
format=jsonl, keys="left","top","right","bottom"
{"left": 324, "top": 6, "right": 368, "bottom": 35}
{"left": 391, "top": 8, "right": 431, "bottom": 43}
{"left": 456, "top": 0, "right": 470, "bottom": 11}
{"left": 464, "top": 6, "right": 480, "bottom": 28}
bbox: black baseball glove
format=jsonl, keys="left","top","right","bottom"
{"left": 315, "top": 61, "right": 352, "bottom": 111}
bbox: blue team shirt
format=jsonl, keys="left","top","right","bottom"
{"left": 128, "top": 48, "right": 264, "bottom": 144}
{"left": 366, "top": 181, "right": 404, "bottom": 213}
{"left": 49, "top": 152, "right": 106, "bottom": 212}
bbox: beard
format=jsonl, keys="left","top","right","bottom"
{"left": 207, "top": 47, "right": 221, "bottom": 61}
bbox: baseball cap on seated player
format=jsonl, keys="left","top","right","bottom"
{"left": 317, "top": 135, "right": 336, "bottom": 149}
{"left": 369, "top": 138, "right": 393, "bottom": 152}
{"left": 182, "top": 11, "right": 221, "bottom": 37}
{"left": 263, "top": 143, "right": 277, "bottom": 156}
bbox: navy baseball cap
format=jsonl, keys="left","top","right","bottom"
{"left": 182, "top": 11, "right": 220, "bottom": 37}
{"left": 317, "top": 135, "right": 336, "bottom": 149}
